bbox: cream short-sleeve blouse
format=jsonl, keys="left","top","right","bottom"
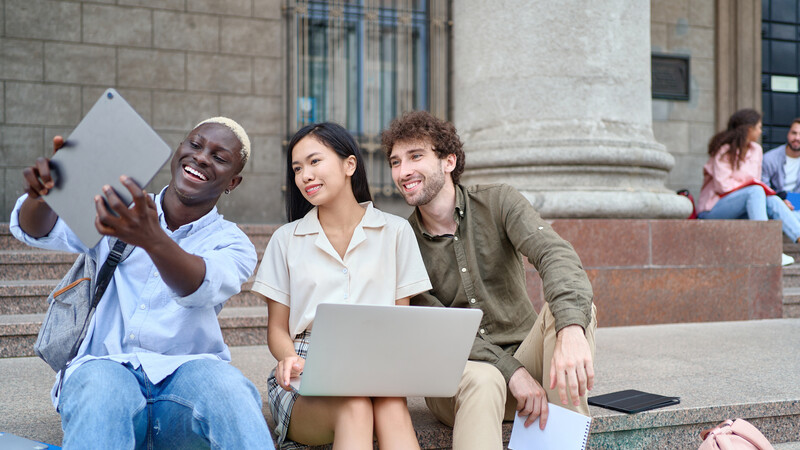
{"left": 252, "top": 202, "right": 432, "bottom": 336}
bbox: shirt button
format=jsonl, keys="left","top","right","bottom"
{"left": 454, "top": 236, "right": 459, "bottom": 241}
{"left": 461, "top": 268, "right": 467, "bottom": 273}
{"left": 479, "top": 328, "right": 486, "bottom": 334}
{"left": 470, "top": 298, "right": 476, "bottom": 304}
{"left": 342, "top": 268, "right": 348, "bottom": 274}
{"left": 153, "top": 272, "right": 159, "bottom": 278}
{"left": 129, "top": 333, "right": 135, "bottom": 340}
{"left": 140, "top": 304, "right": 146, "bottom": 310}
{"left": 538, "top": 226, "right": 544, "bottom": 230}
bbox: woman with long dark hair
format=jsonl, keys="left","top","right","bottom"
{"left": 698, "top": 108, "right": 800, "bottom": 264}
{"left": 252, "top": 122, "right": 430, "bottom": 449}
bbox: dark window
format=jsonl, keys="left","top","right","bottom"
{"left": 762, "top": 0, "right": 800, "bottom": 150}
{"left": 287, "top": 0, "right": 450, "bottom": 199}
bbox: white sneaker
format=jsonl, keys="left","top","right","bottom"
{"left": 782, "top": 253, "right": 795, "bottom": 266}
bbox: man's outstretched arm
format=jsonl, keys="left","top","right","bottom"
{"left": 95, "top": 176, "right": 206, "bottom": 297}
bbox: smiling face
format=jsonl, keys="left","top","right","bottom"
{"left": 389, "top": 140, "right": 454, "bottom": 207}
{"left": 168, "top": 123, "right": 244, "bottom": 208}
{"left": 291, "top": 136, "right": 356, "bottom": 207}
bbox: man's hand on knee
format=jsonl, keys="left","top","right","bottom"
{"left": 549, "top": 324, "right": 595, "bottom": 407}
{"left": 508, "top": 367, "right": 548, "bottom": 430}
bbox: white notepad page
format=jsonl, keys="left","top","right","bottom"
{"left": 508, "top": 402, "right": 592, "bottom": 450}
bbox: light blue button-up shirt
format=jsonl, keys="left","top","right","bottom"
{"left": 10, "top": 188, "right": 257, "bottom": 407}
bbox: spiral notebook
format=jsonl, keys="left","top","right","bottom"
{"left": 508, "top": 403, "right": 591, "bottom": 450}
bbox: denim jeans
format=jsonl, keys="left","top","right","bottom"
{"left": 59, "top": 359, "right": 273, "bottom": 449}
{"left": 698, "top": 185, "right": 800, "bottom": 241}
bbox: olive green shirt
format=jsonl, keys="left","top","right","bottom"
{"left": 409, "top": 184, "right": 593, "bottom": 383}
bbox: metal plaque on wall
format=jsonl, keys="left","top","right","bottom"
{"left": 651, "top": 54, "right": 690, "bottom": 101}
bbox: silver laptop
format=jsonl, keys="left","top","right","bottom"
{"left": 43, "top": 88, "right": 172, "bottom": 248}
{"left": 290, "top": 303, "right": 482, "bottom": 397}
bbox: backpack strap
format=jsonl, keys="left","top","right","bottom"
{"left": 91, "top": 239, "right": 131, "bottom": 309}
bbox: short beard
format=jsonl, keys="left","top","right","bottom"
{"left": 789, "top": 142, "right": 800, "bottom": 153}
{"left": 404, "top": 166, "right": 446, "bottom": 207}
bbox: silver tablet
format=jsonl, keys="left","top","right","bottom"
{"left": 44, "top": 88, "right": 171, "bottom": 248}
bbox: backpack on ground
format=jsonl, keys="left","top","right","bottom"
{"left": 699, "top": 419, "right": 775, "bottom": 450}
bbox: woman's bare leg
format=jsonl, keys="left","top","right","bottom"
{"left": 287, "top": 395, "right": 374, "bottom": 449}
{"left": 372, "top": 397, "right": 420, "bottom": 450}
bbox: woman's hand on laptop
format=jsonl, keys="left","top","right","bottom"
{"left": 276, "top": 355, "right": 305, "bottom": 391}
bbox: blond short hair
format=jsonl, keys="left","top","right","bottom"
{"left": 194, "top": 117, "right": 251, "bottom": 167}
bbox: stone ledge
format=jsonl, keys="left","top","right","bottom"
{"left": 1, "top": 319, "right": 798, "bottom": 449}
{"left": 526, "top": 219, "right": 784, "bottom": 326}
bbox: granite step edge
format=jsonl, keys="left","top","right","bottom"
{"left": 590, "top": 399, "right": 800, "bottom": 433}
{"left": 0, "top": 307, "right": 266, "bottom": 337}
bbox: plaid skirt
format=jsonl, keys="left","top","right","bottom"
{"left": 268, "top": 330, "right": 310, "bottom": 449}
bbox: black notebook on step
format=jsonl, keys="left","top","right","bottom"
{"left": 588, "top": 389, "right": 680, "bottom": 414}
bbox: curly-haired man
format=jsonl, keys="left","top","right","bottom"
{"left": 382, "top": 110, "right": 598, "bottom": 450}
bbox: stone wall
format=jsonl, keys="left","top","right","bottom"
{"left": 0, "top": 0, "right": 286, "bottom": 223}
{"left": 650, "top": 0, "right": 716, "bottom": 205}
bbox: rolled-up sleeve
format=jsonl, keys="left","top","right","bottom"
{"left": 9, "top": 194, "right": 91, "bottom": 255}
{"left": 502, "top": 186, "right": 593, "bottom": 333}
{"left": 174, "top": 227, "right": 257, "bottom": 309}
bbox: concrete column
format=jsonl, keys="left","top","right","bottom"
{"left": 452, "top": 0, "right": 693, "bottom": 219}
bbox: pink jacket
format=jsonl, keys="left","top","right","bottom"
{"left": 698, "top": 142, "right": 763, "bottom": 213}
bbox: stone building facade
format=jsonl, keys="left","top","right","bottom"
{"left": 0, "top": 0, "right": 786, "bottom": 223}
{"left": 1, "top": 0, "right": 286, "bottom": 223}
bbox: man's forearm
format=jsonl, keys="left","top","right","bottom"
{"left": 141, "top": 232, "right": 206, "bottom": 297}
{"left": 17, "top": 196, "right": 58, "bottom": 238}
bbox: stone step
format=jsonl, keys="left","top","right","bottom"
{"left": 782, "top": 236, "right": 800, "bottom": 260}
{"left": 783, "top": 287, "right": 800, "bottom": 318}
{"left": 0, "top": 223, "right": 278, "bottom": 253}
{"left": 782, "top": 265, "right": 800, "bottom": 288}
{"left": 0, "top": 306, "right": 267, "bottom": 358}
{"left": 0, "top": 250, "right": 77, "bottom": 280}
{"left": 0, "top": 249, "right": 268, "bottom": 281}
{"left": 1, "top": 319, "right": 798, "bottom": 449}
{"left": 0, "top": 279, "right": 265, "bottom": 315}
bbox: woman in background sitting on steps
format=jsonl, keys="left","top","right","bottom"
{"left": 251, "top": 122, "right": 431, "bottom": 449}
{"left": 698, "top": 108, "right": 800, "bottom": 265}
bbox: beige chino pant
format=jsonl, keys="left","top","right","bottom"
{"left": 425, "top": 303, "right": 598, "bottom": 450}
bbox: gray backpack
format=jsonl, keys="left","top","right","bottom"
{"left": 35, "top": 239, "right": 134, "bottom": 378}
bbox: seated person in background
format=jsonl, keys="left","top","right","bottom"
{"left": 382, "top": 110, "right": 597, "bottom": 450}
{"left": 253, "top": 122, "right": 431, "bottom": 449}
{"left": 761, "top": 118, "right": 800, "bottom": 208}
{"left": 10, "top": 117, "right": 273, "bottom": 448}
{"left": 698, "top": 109, "right": 800, "bottom": 265}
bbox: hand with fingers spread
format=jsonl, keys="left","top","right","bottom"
{"left": 94, "top": 175, "right": 161, "bottom": 247}
{"left": 508, "top": 367, "right": 549, "bottom": 430}
{"left": 275, "top": 355, "right": 305, "bottom": 392}
{"left": 549, "top": 324, "right": 594, "bottom": 407}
